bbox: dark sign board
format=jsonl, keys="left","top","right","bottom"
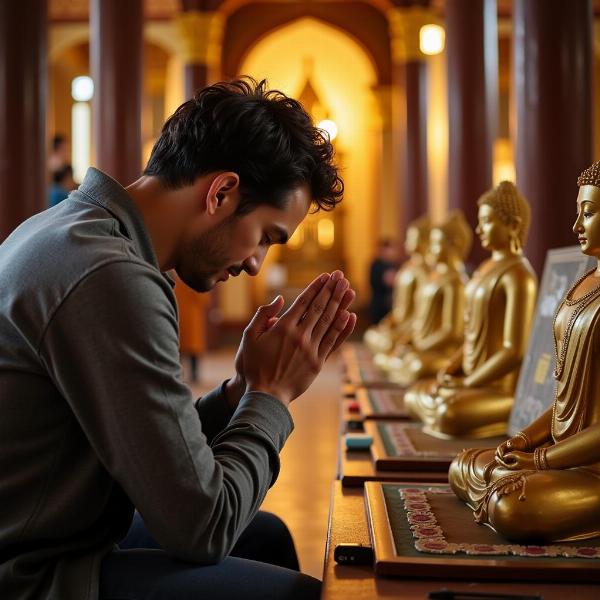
{"left": 508, "top": 246, "right": 594, "bottom": 435}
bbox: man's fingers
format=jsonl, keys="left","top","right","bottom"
{"left": 299, "top": 270, "right": 343, "bottom": 332}
{"left": 280, "top": 272, "right": 330, "bottom": 324}
{"left": 338, "top": 288, "right": 356, "bottom": 314}
{"left": 318, "top": 310, "right": 356, "bottom": 361}
{"left": 310, "top": 277, "right": 350, "bottom": 343}
{"left": 328, "top": 312, "right": 357, "bottom": 356}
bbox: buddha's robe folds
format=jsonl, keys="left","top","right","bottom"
{"left": 405, "top": 256, "right": 536, "bottom": 438}
{"left": 450, "top": 293, "right": 600, "bottom": 542}
{"left": 367, "top": 257, "right": 428, "bottom": 357}
{"left": 388, "top": 267, "right": 464, "bottom": 385}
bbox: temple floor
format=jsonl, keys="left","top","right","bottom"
{"left": 192, "top": 347, "right": 342, "bottom": 580}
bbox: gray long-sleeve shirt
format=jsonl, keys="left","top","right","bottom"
{"left": 0, "top": 168, "right": 294, "bottom": 600}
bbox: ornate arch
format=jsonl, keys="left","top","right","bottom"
{"left": 221, "top": 2, "right": 392, "bottom": 84}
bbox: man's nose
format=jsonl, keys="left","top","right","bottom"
{"left": 243, "top": 247, "right": 267, "bottom": 276}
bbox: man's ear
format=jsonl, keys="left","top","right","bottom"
{"left": 206, "top": 172, "right": 240, "bottom": 216}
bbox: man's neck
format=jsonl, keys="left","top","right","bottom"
{"left": 126, "top": 176, "right": 186, "bottom": 271}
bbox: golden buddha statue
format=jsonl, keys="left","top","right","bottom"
{"left": 449, "top": 162, "right": 600, "bottom": 543}
{"left": 404, "top": 181, "right": 537, "bottom": 438}
{"left": 364, "top": 215, "right": 430, "bottom": 355}
{"left": 385, "top": 212, "right": 471, "bottom": 385}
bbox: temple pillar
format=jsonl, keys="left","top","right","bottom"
{"left": 514, "top": 0, "right": 593, "bottom": 275}
{"left": 91, "top": 0, "right": 143, "bottom": 186}
{"left": 446, "top": 0, "right": 497, "bottom": 267}
{"left": 388, "top": 3, "right": 430, "bottom": 242}
{"left": 0, "top": 0, "right": 47, "bottom": 241}
{"left": 176, "top": 5, "right": 224, "bottom": 97}
{"left": 372, "top": 86, "right": 398, "bottom": 241}
{"left": 175, "top": 4, "right": 225, "bottom": 349}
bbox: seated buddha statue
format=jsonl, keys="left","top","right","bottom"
{"left": 404, "top": 181, "right": 537, "bottom": 438}
{"left": 364, "top": 215, "right": 431, "bottom": 355}
{"left": 449, "top": 162, "right": 600, "bottom": 543}
{"left": 385, "top": 212, "right": 471, "bottom": 385}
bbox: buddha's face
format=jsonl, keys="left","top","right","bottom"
{"left": 573, "top": 185, "right": 600, "bottom": 257}
{"left": 429, "top": 228, "right": 448, "bottom": 263}
{"left": 476, "top": 204, "right": 511, "bottom": 252}
{"left": 405, "top": 226, "right": 419, "bottom": 254}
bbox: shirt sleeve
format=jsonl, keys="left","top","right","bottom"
{"left": 38, "top": 260, "right": 294, "bottom": 563}
{"left": 194, "top": 381, "right": 236, "bottom": 444}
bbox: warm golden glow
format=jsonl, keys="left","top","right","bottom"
{"left": 493, "top": 138, "right": 516, "bottom": 185}
{"left": 420, "top": 24, "right": 445, "bottom": 56}
{"left": 317, "top": 119, "right": 338, "bottom": 141}
{"left": 317, "top": 218, "right": 335, "bottom": 249}
{"left": 427, "top": 51, "right": 448, "bottom": 223}
{"left": 287, "top": 224, "right": 304, "bottom": 249}
{"left": 240, "top": 17, "right": 377, "bottom": 303}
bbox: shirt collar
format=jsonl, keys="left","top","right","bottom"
{"left": 77, "top": 168, "right": 175, "bottom": 288}
{"left": 77, "top": 167, "right": 157, "bottom": 265}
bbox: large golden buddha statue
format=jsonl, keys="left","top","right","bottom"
{"left": 385, "top": 212, "right": 471, "bottom": 385}
{"left": 364, "top": 215, "right": 431, "bottom": 354}
{"left": 449, "top": 162, "right": 600, "bottom": 543}
{"left": 404, "top": 181, "right": 537, "bottom": 438}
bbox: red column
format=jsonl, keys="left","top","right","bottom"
{"left": 91, "top": 0, "right": 143, "bottom": 186}
{"left": 389, "top": 3, "right": 430, "bottom": 240}
{"left": 0, "top": 0, "right": 47, "bottom": 241}
{"left": 446, "top": 0, "right": 497, "bottom": 267}
{"left": 402, "top": 61, "right": 429, "bottom": 227}
{"left": 514, "top": 0, "right": 593, "bottom": 275}
{"left": 175, "top": 4, "right": 225, "bottom": 348}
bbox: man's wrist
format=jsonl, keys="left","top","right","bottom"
{"left": 225, "top": 374, "right": 246, "bottom": 409}
{"left": 246, "top": 384, "right": 292, "bottom": 407}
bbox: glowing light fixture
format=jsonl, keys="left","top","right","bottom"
{"left": 420, "top": 24, "right": 445, "bottom": 56}
{"left": 493, "top": 138, "right": 516, "bottom": 186}
{"left": 317, "top": 218, "right": 335, "bottom": 249}
{"left": 317, "top": 119, "right": 338, "bottom": 142}
{"left": 72, "top": 102, "right": 91, "bottom": 182}
{"left": 71, "top": 76, "right": 94, "bottom": 102}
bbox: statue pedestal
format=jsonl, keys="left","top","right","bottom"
{"left": 365, "top": 482, "right": 600, "bottom": 581}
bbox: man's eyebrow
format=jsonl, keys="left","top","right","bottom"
{"left": 272, "top": 225, "right": 289, "bottom": 244}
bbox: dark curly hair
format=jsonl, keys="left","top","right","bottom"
{"left": 144, "top": 77, "right": 343, "bottom": 214}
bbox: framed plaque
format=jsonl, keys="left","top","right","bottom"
{"left": 508, "top": 246, "right": 594, "bottom": 435}
{"left": 364, "top": 482, "right": 600, "bottom": 582}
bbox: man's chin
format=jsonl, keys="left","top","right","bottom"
{"left": 177, "top": 271, "right": 217, "bottom": 293}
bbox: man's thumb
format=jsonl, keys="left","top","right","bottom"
{"left": 248, "top": 295, "right": 284, "bottom": 335}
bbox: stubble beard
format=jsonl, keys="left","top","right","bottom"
{"left": 176, "top": 219, "right": 233, "bottom": 292}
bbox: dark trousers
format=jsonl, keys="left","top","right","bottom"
{"left": 99, "top": 511, "right": 321, "bottom": 600}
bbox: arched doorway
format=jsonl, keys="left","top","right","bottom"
{"left": 220, "top": 17, "right": 380, "bottom": 318}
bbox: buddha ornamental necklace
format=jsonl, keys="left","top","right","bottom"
{"left": 552, "top": 268, "right": 600, "bottom": 380}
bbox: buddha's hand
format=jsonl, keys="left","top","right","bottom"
{"left": 438, "top": 373, "right": 464, "bottom": 389}
{"left": 495, "top": 450, "right": 535, "bottom": 470}
{"left": 495, "top": 435, "right": 528, "bottom": 461}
